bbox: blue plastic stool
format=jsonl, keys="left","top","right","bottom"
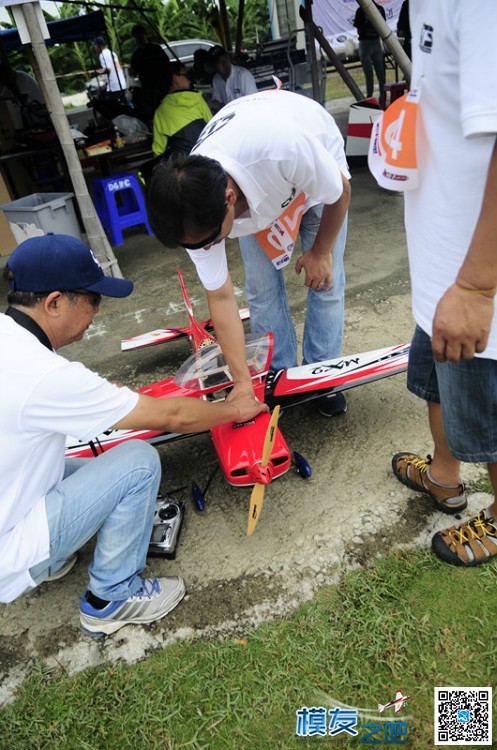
{"left": 93, "top": 173, "right": 153, "bottom": 246}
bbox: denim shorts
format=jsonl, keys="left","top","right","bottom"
{"left": 407, "top": 325, "right": 497, "bottom": 462}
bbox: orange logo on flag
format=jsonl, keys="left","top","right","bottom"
{"left": 368, "top": 89, "right": 420, "bottom": 191}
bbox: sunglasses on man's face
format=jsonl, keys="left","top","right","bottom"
{"left": 70, "top": 290, "right": 103, "bottom": 308}
{"left": 177, "top": 223, "right": 223, "bottom": 250}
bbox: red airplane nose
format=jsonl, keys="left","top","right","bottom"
{"left": 250, "top": 462, "right": 273, "bottom": 485}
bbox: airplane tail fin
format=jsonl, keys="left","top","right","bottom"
{"left": 378, "top": 704, "right": 385, "bottom": 714}
{"left": 177, "top": 268, "right": 215, "bottom": 352}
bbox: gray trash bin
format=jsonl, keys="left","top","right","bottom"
{"left": 0, "top": 192, "right": 81, "bottom": 240}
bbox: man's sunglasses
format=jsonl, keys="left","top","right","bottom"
{"left": 177, "top": 223, "right": 223, "bottom": 250}
{"left": 70, "top": 290, "right": 103, "bottom": 308}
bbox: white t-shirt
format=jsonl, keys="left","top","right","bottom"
{"left": 99, "top": 47, "right": 127, "bottom": 93}
{"left": 188, "top": 89, "right": 350, "bottom": 290}
{"left": 211, "top": 65, "right": 258, "bottom": 105}
{"left": 405, "top": 0, "right": 497, "bottom": 357}
{"left": 0, "top": 314, "right": 139, "bottom": 602}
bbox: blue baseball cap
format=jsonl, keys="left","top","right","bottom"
{"left": 93, "top": 36, "right": 106, "bottom": 45}
{"left": 8, "top": 233, "right": 133, "bottom": 298}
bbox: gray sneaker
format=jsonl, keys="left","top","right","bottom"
{"left": 79, "top": 576, "right": 186, "bottom": 637}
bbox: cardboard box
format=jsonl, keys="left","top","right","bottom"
{"left": 0, "top": 210, "right": 18, "bottom": 256}
{"left": 0, "top": 159, "right": 35, "bottom": 200}
{"left": 0, "top": 171, "right": 16, "bottom": 256}
{"left": 85, "top": 140, "right": 112, "bottom": 157}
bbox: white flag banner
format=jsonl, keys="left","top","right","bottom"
{"left": 312, "top": 0, "right": 404, "bottom": 55}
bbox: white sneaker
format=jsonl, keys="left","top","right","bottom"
{"left": 79, "top": 576, "right": 186, "bottom": 637}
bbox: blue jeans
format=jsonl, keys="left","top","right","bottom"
{"left": 29, "top": 441, "right": 161, "bottom": 601}
{"left": 358, "top": 38, "right": 385, "bottom": 99}
{"left": 407, "top": 324, "right": 497, "bottom": 463}
{"left": 239, "top": 206, "right": 347, "bottom": 370}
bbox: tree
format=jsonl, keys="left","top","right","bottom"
{"left": 1, "top": 0, "right": 273, "bottom": 96}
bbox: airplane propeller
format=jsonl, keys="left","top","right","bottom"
{"left": 246, "top": 405, "right": 281, "bottom": 536}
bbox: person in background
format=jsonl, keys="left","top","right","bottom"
{"left": 208, "top": 45, "right": 257, "bottom": 112}
{"left": 353, "top": 0, "right": 386, "bottom": 100}
{"left": 152, "top": 61, "right": 212, "bottom": 158}
{"left": 391, "top": 0, "right": 497, "bottom": 567}
{"left": 396, "top": 0, "right": 412, "bottom": 60}
{"left": 0, "top": 233, "right": 267, "bottom": 636}
{"left": 192, "top": 48, "right": 213, "bottom": 88}
{"left": 0, "top": 62, "right": 49, "bottom": 129}
{"left": 129, "top": 24, "right": 170, "bottom": 122}
{"left": 94, "top": 36, "right": 127, "bottom": 105}
{"left": 147, "top": 90, "right": 351, "bottom": 418}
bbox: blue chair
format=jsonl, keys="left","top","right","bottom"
{"left": 93, "top": 173, "right": 153, "bottom": 246}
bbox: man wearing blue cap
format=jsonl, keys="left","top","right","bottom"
{"left": 0, "top": 233, "right": 267, "bottom": 637}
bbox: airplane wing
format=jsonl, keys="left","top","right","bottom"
{"left": 121, "top": 308, "right": 250, "bottom": 352}
{"left": 265, "top": 344, "right": 409, "bottom": 408}
{"left": 65, "top": 427, "right": 193, "bottom": 458}
{"left": 394, "top": 691, "right": 407, "bottom": 713}
{"left": 66, "top": 342, "right": 409, "bottom": 460}
{"left": 65, "top": 374, "right": 201, "bottom": 458}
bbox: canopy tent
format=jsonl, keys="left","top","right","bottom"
{"left": 0, "top": 0, "right": 409, "bottom": 274}
{"left": 312, "top": 0, "right": 404, "bottom": 49}
{"left": 0, "top": 1, "right": 123, "bottom": 277}
{"left": 0, "top": 10, "right": 106, "bottom": 51}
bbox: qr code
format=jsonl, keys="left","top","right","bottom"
{"left": 435, "top": 687, "right": 493, "bottom": 745}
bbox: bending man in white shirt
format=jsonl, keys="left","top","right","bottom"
{"left": 147, "top": 90, "right": 351, "bottom": 418}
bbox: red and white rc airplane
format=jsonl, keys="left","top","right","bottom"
{"left": 66, "top": 269, "right": 409, "bottom": 534}
{"left": 378, "top": 690, "right": 411, "bottom": 714}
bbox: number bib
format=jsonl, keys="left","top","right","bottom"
{"left": 255, "top": 192, "right": 306, "bottom": 269}
{"left": 368, "top": 87, "right": 420, "bottom": 191}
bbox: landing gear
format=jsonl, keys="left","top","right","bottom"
{"left": 293, "top": 451, "right": 312, "bottom": 478}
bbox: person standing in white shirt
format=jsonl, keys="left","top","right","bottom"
{"left": 389, "top": 0, "right": 497, "bottom": 567}
{"left": 94, "top": 36, "right": 127, "bottom": 104}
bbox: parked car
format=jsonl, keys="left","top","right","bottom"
{"left": 162, "top": 38, "right": 216, "bottom": 67}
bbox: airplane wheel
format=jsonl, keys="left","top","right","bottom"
{"left": 293, "top": 451, "right": 312, "bottom": 479}
{"left": 192, "top": 481, "right": 206, "bottom": 511}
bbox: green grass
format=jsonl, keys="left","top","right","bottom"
{"left": 471, "top": 476, "right": 493, "bottom": 495}
{"left": 2, "top": 548, "right": 497, "bottom": 749}
{"left": 325, "top": 63, "right": 401, "bottom": 101}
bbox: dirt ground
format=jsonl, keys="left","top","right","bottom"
{"left": 0, "top": 102, "right": 486, "bottom": 705}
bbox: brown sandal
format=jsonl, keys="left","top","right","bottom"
{"left": 392, "top": 452, "right": 467, "bottom": 514}
{"left": 432, "top": 510, "right": 497, "bottom": 566}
